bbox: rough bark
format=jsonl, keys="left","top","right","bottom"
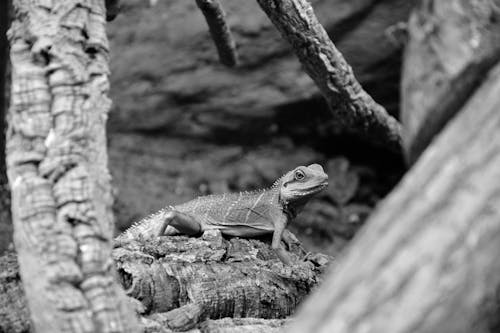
{"left": 115, "top": 233, "right": 328, "bottom": 331}
{"left": 255, "top": 0, "right": 403, "bottom": 151}
{"left": 0, "top": 234, "right": 330, "bottom": 332}
{"left": 288, "top": 61, "right": 500, "bottom": 333}
{"left": 195, "top": 0, "right": 238, "bottom": 67}
{"left": 7, "top": 1, "right": 139, "bottom": 332}
{"left": 401, "top": 0, "right": 500, "bottom": 163}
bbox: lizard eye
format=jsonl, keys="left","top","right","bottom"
{"left": 294, "top": 170, "right": 305, "bottom": 181}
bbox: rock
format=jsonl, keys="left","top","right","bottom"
{"left": 107, "top": 0, "right": 416, "bottom": 140}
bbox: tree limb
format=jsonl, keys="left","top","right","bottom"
{"left": 195, "top": 0, "right": 239, "bottom": 67}
{"left": 256, "top": 0, "right": 403, "bottom": 151}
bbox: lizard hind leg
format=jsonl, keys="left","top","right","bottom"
{"left": 159, "top": 210, "right": 203, "bottom": 237}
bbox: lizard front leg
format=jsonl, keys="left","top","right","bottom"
{"left": 272, "top": 215, "right": 293, "bottom": 265}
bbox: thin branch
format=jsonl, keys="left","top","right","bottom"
{"left": 256, "top": 0, "right": 402, "bottom": 151}
{"left": 196, "top": 0, "right": 239, "bottom": 67}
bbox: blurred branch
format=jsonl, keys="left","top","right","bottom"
{"left": 256, "top": 0, "right": 402, "bottom": 152}
{"left": 196, "top": 0, "right": 239, "bottom": 67}
{"left": 402, "top": 0, "right": 500, "bottom": 163}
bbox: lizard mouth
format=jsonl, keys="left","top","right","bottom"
{"left": 297, "top": 182, "right": 328, "bottom": 196}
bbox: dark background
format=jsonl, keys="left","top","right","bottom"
{"left": 0, "top": 0, "right": 413, "bottom": 255}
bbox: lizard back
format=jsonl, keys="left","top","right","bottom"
{"left": 174, "top": 187, "right": 282, "bottom": 232}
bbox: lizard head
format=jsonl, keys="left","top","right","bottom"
{"left": 278, "top": 164, "right": 328, "bottom": 216}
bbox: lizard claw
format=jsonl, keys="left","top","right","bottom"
{"left": 303, "top": 252, "right": 331, "bottom": 267}
{"left": 202, "top": 229, "right": 223, "bottom": 241}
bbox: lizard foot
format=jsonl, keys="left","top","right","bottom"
{"left": 282, "top": 229, "right": 307, "bottom": 256}
{"left": 303, "top": 252, "right": 332, "bottom": 267}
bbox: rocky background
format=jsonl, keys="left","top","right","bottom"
{"left": 0, "top": 0, "right": 415, "bottom": 255}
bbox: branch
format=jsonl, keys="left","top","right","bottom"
{"left": 256, "top": 0, "right": 402, "bottom": 151}
{"left": 195, "top": 0, "right": 239, "bottom": 67}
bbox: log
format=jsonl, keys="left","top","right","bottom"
{"left": 401, "top": 0, "right": 500, "bottom": 163}
{"left": 287, "top": 60, "right": 500, "bottom": 332}
{"left": 0, "top": 234, "right": 330, "bottom": 332}
{"left": 7, "top": 1, "right": 138, "bottom": 332}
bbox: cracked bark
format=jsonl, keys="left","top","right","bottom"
{"left": 401, "top": 0, "right": 500, "bottom": 163}
{"left": 0, "top": 234, "right": 329, "bottom": 332}
{"left": 115, "top": 234, "right": 327, "bottom": 331}
{"left": 7, "top": 1, "right": 139, "bottom": 332}
{"left": 255, "top": 0, "right": 403, "bottom": 152}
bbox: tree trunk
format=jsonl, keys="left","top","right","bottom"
{"left": 7, "top": 1, "right": 139, "bottom": 332}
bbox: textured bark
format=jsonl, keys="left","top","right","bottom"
{"left": 7, "top": 1, "right": 139, "bottom": 332}
{"left": 288, "top": 62, "right": 500, "bottom": 333}
{"left": 401, "top": 0, "right": 500, "bottom": 163}
{"left": 195, "top": 0, "right": 238, "bottom": 67}
{"left": 0, "top": 250, "right": 29, "bottom": 333}
{"left": 0, "top": 234, "right": 329, "bottom": 332}
{"left": 198, "top": 318, "right": 288, "bottom": 333}
{"left": 255, "top": 0, "right": 403, "bottom": 151}
{"left": 115, "top": 233, "right": 328, "bottom": 331}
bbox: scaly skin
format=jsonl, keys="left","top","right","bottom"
{"left": 116, "top": 164, "right": 328, "bottom": 264}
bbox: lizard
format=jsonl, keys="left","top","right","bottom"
{"left": 115, "top": 164, "right": 329, "bottom": 264}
